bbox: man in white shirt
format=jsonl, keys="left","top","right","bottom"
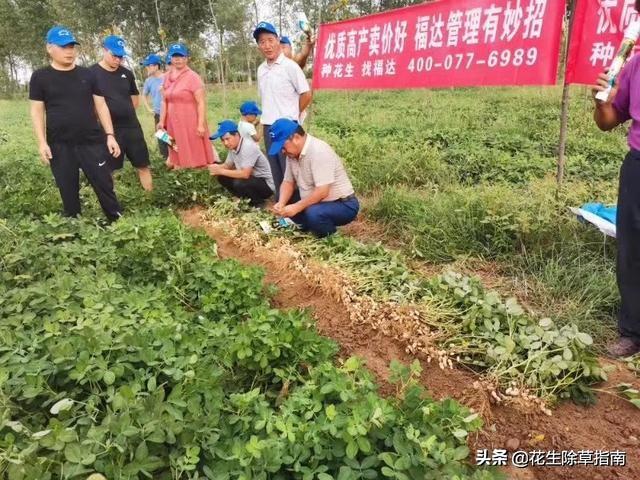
{"left": 254, "top": 21, "right": 312, "bottom": 201}
{"left": 270, "top": 118, "right": 359, "bottom": 237}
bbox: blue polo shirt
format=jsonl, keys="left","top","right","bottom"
{"left": 142, "top": 75, "right": 164, "bottom": 114}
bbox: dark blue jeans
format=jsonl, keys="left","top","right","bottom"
{"left": 291, "top": 197, "right": 359, "bottom": 237}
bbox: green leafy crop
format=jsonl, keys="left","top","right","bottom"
{"left": 0, "top": 214, "right": 500, "bottom": 479}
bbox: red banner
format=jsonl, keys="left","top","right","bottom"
{"left": 312, "top": 0, "right": 565, "bottom": 90}
{"left": 566, "top": 0, "right": 640, "bottom": 85}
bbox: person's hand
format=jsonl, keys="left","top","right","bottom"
{"left": 208, "top": 164, "right": 222, "bottom": 176}
{"left": 196, "top": 125, "right": 206, "bottom": 137}
{"left": 38, "top": 142, "right": 52, "bottom": 166}
{"left": 272, "top": 202, "right": 285, "bottom": 215}
{"left": 107, "top": 135, "right": 121, "bottom": 158}
{"left": 281, "top": 204, "right": 302, "bottom": 218}
{"left": 306, "top": 32, "right": 316, "bottom": 47}
{"left": 593, "top": 71, "right": 618, "bottom": 104}
{"left": 156, "top": 121, "right": 165, "bottom": 130}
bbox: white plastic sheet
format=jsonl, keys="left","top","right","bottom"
{"left": 569, "top": 207, "right": 617, "bottom": 238}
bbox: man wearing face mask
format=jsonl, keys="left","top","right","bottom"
{"left": 254, "top": 21, "right": 312, "bottom": 202}
{"left": 90, "top": 35, "right": 153, "bottom": 191}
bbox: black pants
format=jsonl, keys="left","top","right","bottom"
{"left": 262, "top": 124, "right": 299, "bottom": 203}
{"left": 154, "top": 114, "right": 169, "bottom": 160}
{"left": 218, "top": 175, "right": 273, "bottom": 207}
{"left": 49, "top": 142, "right": 123, "bottom": 221}
{"left": 109, "top": 125, "right": 151, "bottom": 171}
{"left": 617, "top": 150, "right": 640, "bottom": 341}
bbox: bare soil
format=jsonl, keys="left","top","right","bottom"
{"left": 182, "top": 207, "right": 640, "bottom": 480}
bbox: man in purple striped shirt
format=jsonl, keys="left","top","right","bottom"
{"left": 593, "top": 2, "right": 640, "bottom": 358}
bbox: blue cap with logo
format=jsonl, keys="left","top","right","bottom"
{"left": 141, "top": 53, "right": 163, "bottom": 66}
{"left": 253, "top": 21, "right": 278, "bottom": 41}
{"left": 239, "top": 101, "right": 262, "bottom": 116}
{"left": 168, "top": 42, "right": 189, "bottom": 57}
{"left": 46, "top": 26, "right": 79, "bottom": 46}
{"left": 279, "top": 36, "right": 291, "bottom": 46}
{"left": 103, "top": 35, "right": 126, "bottom": 57}
{"left": 210, "top": 120, "right": 239, "bottom": 140}
{"left": 268, "top": 118, "right": 299, "bottom": 156}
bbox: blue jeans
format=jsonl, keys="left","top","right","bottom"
{"left": 291, "top": 197, "right": 359, "bottom": 237}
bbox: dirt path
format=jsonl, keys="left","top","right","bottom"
{"left": 182, "top": 208, "right": 640, "bottom": 480}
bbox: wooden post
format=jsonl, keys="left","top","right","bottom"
{"left": 557, "top": 0, "right": 577, "bottom": 191}
{"left": 557, "top": 89, "right": 571, "bottom": 188}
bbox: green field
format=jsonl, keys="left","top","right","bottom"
{"left": 0, "top": 85, "right": 630, "bottom": 478}
{"left": 180, "top": 85, "right": 618, "bottom": 346}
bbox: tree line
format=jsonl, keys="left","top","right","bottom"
{"left": 5, "top": 0, "right": 574, "bottom": 93}
{"left": 0, "top": 0, "right": 429, "bottom": 95}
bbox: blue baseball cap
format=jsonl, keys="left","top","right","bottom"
{"left": 141, "top": 54, "right": 163, "bottom": 66}
{"left": 239, "top": 101, "right": 262, "bottom": 116}
{"left": 268, "top": 119, "right": 299, "bottom": 156}
{"left": 46, "top": 26, "right": 79, "bottom": 47}
{"left": 210, "top": 120, "right": 239, "bottom": 140}
{"left": 165, "top": 53, "right": 172, "bottom": 65}
{"left": 168, "top": 42, "right": 188, "bottom": 57}
{"left": 253, "top": 22, "right": 278, "bottom": 41}
{"left": 280, "top": 36, "right": 291, "bottom": 46}
{"left": 103, "top": 35, "right": 126, "bottom": 57}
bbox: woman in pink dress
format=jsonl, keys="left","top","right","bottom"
{"left": 157, "top": 43, "right": 217, "bottom": 169}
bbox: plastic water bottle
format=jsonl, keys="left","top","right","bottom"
{"left": 596, "top": 20, "right": 640, "bottom": 102}
{"left": 154, "top": 129, "right": 178, "bottom": 151}
{"left": 296, "top": 12, "right": 311, "bottom": 35}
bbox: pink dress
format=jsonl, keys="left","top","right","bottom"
{"left": 163, "top": 67, "right": 217, "bottom": 168}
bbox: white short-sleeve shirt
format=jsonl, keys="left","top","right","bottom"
{"left": 257, "top": 53, "right": 310, "bottom": 125}
{"left": 238, "top": 120, "right": 258, "bottom": 143}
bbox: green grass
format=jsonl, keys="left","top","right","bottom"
{"left": 0, "top": 81, "right": 626, "bottom": 477}
{"left": 0, "top": 92, "right": 510, "bottom": 480}
{"left": 0, "top": 84, "right": 626, "bottom": 348}
{"left": 202, "top": 198, "right": 606, "bottom": 404}
{"left": 1, "top": 212, "right": 503, "bottom": 479}
{"left": 306, "top": 86, "right": 623, "bottom": 348}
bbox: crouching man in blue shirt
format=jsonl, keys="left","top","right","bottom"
{"left": 269, "top": 118, "right": 359, "bottom": 237}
